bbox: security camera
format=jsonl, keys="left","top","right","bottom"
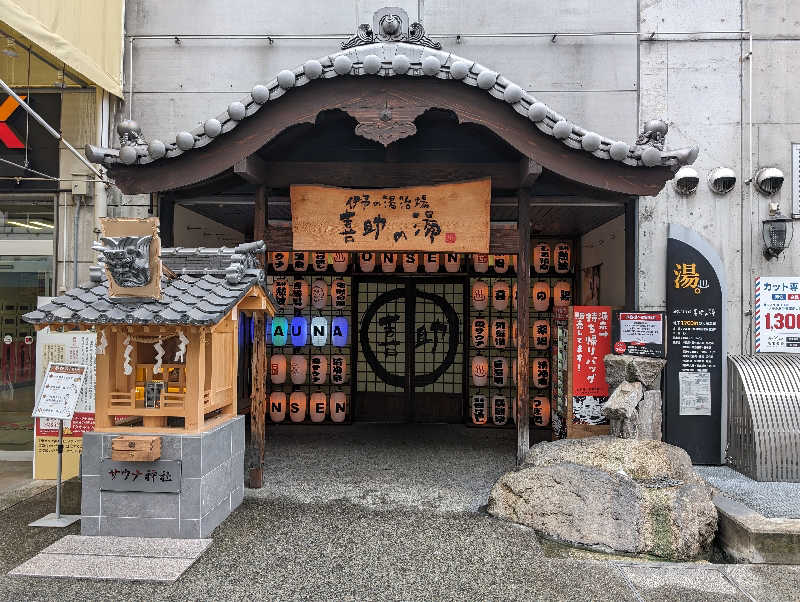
{"left": 708, "top": 167, "right": 736, "bottom": 194}
{"left": 755, "top": 167, "right": 784, "bottom": 195}
{"left": 673, "top": 166, "right": 699, "bottom": 195}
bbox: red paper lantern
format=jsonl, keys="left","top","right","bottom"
{"left": 292, "top": 279, "right": 309, "bottom": 309}
{"left": 310, "top": 355, "right": 327, "bottom": 384}
{"left": 402, "top": 253, "right": 419, "bottom": 272}
{"left": 493, "top": 255, "right": 510, "bottom": 274}
{"left": 272, "top": 278, "right": 289, "bottom": 308}
{"left": 512, "top": 283, "right": 518, "bottom": 310}
{"left": 331, "top": 279, "right": 348, "bottom": 309}
{"left": 289, "top": 391, "right": 307, "bottom": 422}
{"left": 473, "top": 253, "right": 489, "bottom": 273}
{"left": 553, "top": 281, "right": 572, "bottom": 307}
{"left": 290, "top": 354, "right": 307, "bottom": 384}
{"left": 332, "top": 252, "right": 349, "bottom": 273}
{"left": 269, "top": 391, "right": 287, "bottom": 423}
{"left": 310, "top": 392, "right": 327, "bottom": 422}
{"left": 292, "top": 252, "right": 309, "bottom": 272}
{"left": 471, "top": 394, "right": 488, "bottom": 425}
{"left": 423, "top": 253, "right": 439, "bottom": 273}
{"left": 270, "top": 354, "right": 287, "bottom": 384}
{"left": 471, "top": 280, "right": 489, "bottom": 311}
{"left": 472, "top": 355, "right": 489, "bottom": 386}
{"left": 532, "top": 281, "right": 550, "bottom": 312}
{"left": 330, "top": 392, "right": 347, "bottom": 423}
{"left": 492, "top": 318, "right": 509, "bottom": 348}
{"left": 491, "top": 357, "right": 508, "bottom": 387}
{"left": 532, "top": 395, "right": 551, "bottom": 427}
{"left": 271, "top": 251, "right": 289, "bottom": 272}
{"left": 444, "top": 253, "right": 461, "bottom": 273}
{"left": 381, "top": 252, "right": 397, "bottom": 273}
{"left": 532, "top": 357, "right": 550, "bottom": 389}
{"left": 492, "top": 281, "right": 510, "bottom": 311}
{"left": 331, "top": 355, "right": 347, "bottom": 384}
{"left": 359, "top": 252, "right": 376, "bottom": 272}
{"left": 312, "top": 251, "right": 328, "bottom": 272}
{"left": 532, "top": 320, "right": 550, "bottom": 350}
{"left": 491, "top": 395, "right": 510, "bottom": 426}
{"left": 471, "top": 318, "right": 488, "bottom": 349}
{"left": 533, "top": 243, "right": 551, "bottom": 274}
{"left": 554, "top": 242, "right": 572, "bottom": 274}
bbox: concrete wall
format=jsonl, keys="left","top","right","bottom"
{"left": 173, "top": 204, "right": 245, "bottom": 247}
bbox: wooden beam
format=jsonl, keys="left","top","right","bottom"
{"left": 517, "top": 188, "right": 532, "bottom": 465}
{"left": 234, "top": 154, "right": 270, "bottom": 185}
{"left": 247, "top": 311, "right": 267, "bottom": 488}
{"left": 519, "top": 158, "right": 543, "bottom": 188}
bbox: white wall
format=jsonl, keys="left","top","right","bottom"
{"left": 580, "top": 215, "right": 626, "bottom": 308}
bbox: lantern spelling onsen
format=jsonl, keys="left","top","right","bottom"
{"left": 532, "top": 357, "right": 550, "bottom": 389}
{"left": 423, "top": 253, "right": 439, "bottom": 273}
{"left": 331, "top": 278, "right": 347, "bottom": 309}
{"left": 289, "top": 391, "right": 307, "bottom": 422}
{"left": 271, "top": 317, "right": 288, "bottom": 347}
{"left": 381, "top": 253, "right": 397, "bottom": 273}
{"left": 553, "top": 280, "right": 572, "bottom": 307}
{"left": 492, "top": 318, "right": 508, "bottom": 348}
{"left": 311, "top": 279, "right": 327, "bottom": 309}
{"left": 492, "top": 281, "right": 510, "bottom": 311}
{"left": 554, "top": 242, "right": 571, "bottom": 274}
{"left": 532, "top": 319, "right": 550, "bottom": 350}
{"left": 491, "top": 395, "right": 509, "bottom": 426}
{"left": 269, "top": 391, "right": 287, "bottom": 422}
{"left": 272, "top": 278, "right": 289, "bottom": 308}
{"left": 471, "top": 355, "right": 489, "bottom": 386}
{"left": 532, "top": 395, "right": 551, "bottom": 427}
{"left": 493, "top": 255, "right": 510, "bottom": 274}
{"left": 331, "top": 355, "right": 347, "bottom": 384}
{"left": 444, "top": 253, "right": 460, "bottom": 273}
{"left": 290, "top": 354, "right": 307, "bottom": 384}
{"left": 330, "top": 392, "right": 347, "bottom": 423}
{"left": 312, "top": 251, "right": 327, "bottom": 272}
{"left": 270, "top": 354, "right": 287, "bottom": 384}
{"left": 491, "top": 357, "right": 507, "bottom": 387}
{"left": 533, "top": 243, "right": 551, "bottom": 274}
{"left": 311, "top": 316, "right": 329, "bottom": 346}
{"left": 473, "top": 253, "right": 489, "bottom": 273}
{"left": 471, "top": 280, "right": 489, "bottom": 311}
{"left": 310, "top": 355, "right": 327, "bottom": 384}
{"left": 290, "top": 316, "right": 308, "bottom": 347}
{"left": 310, "top": 392, "right": 327, "bottom": 422}
{"left": 359, "top": 252, "right": 376, "bottom": 272}
{"left": 471, "top": 318, "right": 488, "bottom": 349}
{"left": 471, "top": 394, "right": 488, "bottom": 425}
{"left": 271, "top": 251, "right": 289, "bottom": 272}
{"left": 292, "top": 279, "right": 309, "bottom": 309}
{"left": 292, "top": 251, "right": 309, "bottom": 272}
{"left": 332, "top": 252, "right": 349, "bottom": 273}
{"left": 532, "top": 281, "right": 550, "bottom": 312}
{"left": 402, "top": 253, "right": 419, "bottom": 272}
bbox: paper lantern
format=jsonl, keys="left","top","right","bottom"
{"left": 332, "top": 252, "right": 349, "bottom": 273}
{"left": 292, "top": 252, "right": 309, "bottom": 272}
{"left": 402, "top": 253, "right": 419, "bottom": 272}
{"left": 532, "top": 281, "right": 551, "bottom": 312}
{"left": 290, "top": 316, "right": 308, "bottom": 347}
{"left": 492, "top": 318, "right": 509, "bottom": 348}
{"left": 359, "top": 252, "right": 376, "bottom": 272}
{"left": 311, "top": 316, "right": 329, "bottom": 346}
{"left": 473, "top": 253, "right": 489, "bottom": 273}
{"left": 492, "top": 281, "right": 510, "bottom": 311}
{"left": 289, "top": 391, "right": 307, "bottom": 422}
{"left": 310, "top": 355, "right": 327, "bottom": 384}
{"left": 311, "top": 279, "right": 328, "bottom": 309}
{"left": 491, "top": 395, "right": 509, "bottom": 426}
{"left": 553, "top": 281, "right": 572, "bottom": 307}
{"left": 423, "top": 253, "right": 439, "bottom": 273}
{"left": 331, "top": 279, "right": 347, "bottom": 309}
{"left": 310, "top": 392, "right": 327, "bottom": 422}
{"left": 554, "top": 242, "right": 571, "bottom": 274}
{"left": 512, "top": 283, "right": 518, "bottom": 310}
{"left": 532, "top": 395, "right": 551, "bottom": 427}
{"left": 271, "top": 317, "right": 288, "bottom": 347}
{"left": 271, "top": 252, "right": 289, "bottom": 272}
{"left": 471, "top": 395, "right": 488, "bottom": 425}
{"left": 444, "top": 253, "right": 461, "bottom": 273}
{"left": 532, "top": 357, "right": 550, "bottom": 389}
{"left": 471, "top": 355, "right": 489, "bottom": 386}
{"left": 270, "top": 354, "right": 287, "bottom": 384}
{"left": 493, "top": 255, "right": 509, "bottom": 274}
{"left": 491, "top": 357, "right": 508, "bottom": 387}
{"left": 330, "top": 392, "right": 347, "bottom": 423}
{"left": 312, "top": 251, "right": 328, "bottom": 272}
{"left": 532, "top": 320, "right": 550, "bottom": 350}
{"left": 512, "top": 361, "right": 517, "bottom": 386}
{"left": 331, "top": 355, "right": 347, "bottom": 384}
{"left": 381, "top": 253, "right": 397, "bottom": 273}
{"left": 533, "top": 243, "right": 551, "bottom": 274}
{"left": 292, "top": 279, "right": 309, "bottom": 309}
{"left": 331, "top": 317, "right": 348, "bottom": 347}
{"left": 272, "top": 278, "right": 289, "bottom": 308}
{"left": 269, "top": 391, "right": 286, "bottom": 422}
{"left": 471, "top": 318, "right": 488, "bottom": 348}
{"left": 471, "top": 280, "right": 489, "bottom": 311}
{"left": 290, "top": 354, "right": 307, "bottom": 384}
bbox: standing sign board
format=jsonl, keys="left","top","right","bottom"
{"left": 612, "top": 311, "right": 666, "bottom": 358}
{"left": 32, "top": 363, "right": 86, "bottom": 420}
{"left": 754, "top": 276, "right": 800, "bottom": 352}
{"left": 665, "top": 224, "right": 726, "bottom": 464}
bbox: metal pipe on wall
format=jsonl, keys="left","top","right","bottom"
{"left": 73, "top": 195, "right": 81, "bottom": 288}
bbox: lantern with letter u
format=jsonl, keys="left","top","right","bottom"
{"left": 292, "top": 279, "right": 309, "bottom": 309}
{"left": 533, "top": 243, "right": 551, "bottom": 274}
{"left": 331, "top": 317, "right": 348, "bottom": 347}
{"left": 289, "top": 391, "right": 307, "bottom": 422}
{"left": 423, "top": 253, "right": 439, "bottom": 273}
{"left": 331, "top": 279, "right": 347, "bottom": 309}
{"left": 532, "top": 319, "right": 550, "bottom": 350}
{"left": 310, "top": 392, "right": 327, "bottom": 422}
{"left": 271, "top": 317, "right": 288, "bottom": 347}
{"left": 554, "top": 242, "right": 571, "bottom": 274}
{"left": 290, "top": 354, "right": 307, "bottom": 384}
{"left": 290, "top": 316, "right": 308, "bottom": 347}
{"left": 491, "top": 357, "right": 507, "bottom": 387}
{"left": 473, "top": 253, "right": 489, "bottom": 273}
{"left": 492, "top": 318, "right": 508, "bottom": 348}
{"left": 359, "top": 252, "right": 376, "bottom": 272}
{"left": 492, "top": 281, "right": 510, "bottom": 311}
{"left": 311, "top": 316, "right": 329, "bottom": 346}
{"left": 332, "top": 252, "right": 349, "bottom": 273}
{"left": 312, "top": 251, "right": 327, "bottom": 272}
{"left": 381, "top": 253, "right": 397, "bottom": 273}
{"left": 330, "top": 392, "right": 347, "bottom": 423}
{"left": 331, "top": 355, "right": 347, "bottom": 384}
{"left": 292, "top": 252, "right": 309, "bottom": 272}
{"left": 444, "top": 253, "right": 461, "bottom": 273}
{"left": 472, "top": 355, "right": 489, "bottom": 386}
{"left": 532, "top": 357, "right": 550, "bottom": 389}
{"left": 270, "top": 354, "right": 287, "bottom": 384}
{"left": 310, "top": 355, "right": 327, "bottom": 384}
{"left": 402, "top": 253, "right": 419, "bottom": 272}
{"left": 471, "top": 318, "right": 488, "bottom": 349}
{"left": 471, "top": 394, "right": 488, "bottom": 425}
{"left": 471, "top": 280, "right": 489, "bottom": 311}
{"left": 269, "top": 391, "right": 287, "bottom": 422}
{"left": 532, "top": 281, "right": 550, "bottom": 312}
{"left": 553, "top": 280, "right": 572, "bottom": 307}
{"left": 491, "top": 395, "right": 509, "bottom": 426}
{"left": 311, "top": 279, "right": 327, "bottom": 309}
{"left": 532, "top": 395, "right": 551, "bottom": 427}
{"left": 493, "top": 255, "right": 509, "bottom": 274}
{"left": 271, "top": 252, "right": 289, "bottom": 272}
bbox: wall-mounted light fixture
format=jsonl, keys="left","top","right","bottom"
{"left": 673, "top": 166, "right": 699, "bottom": 195}
{"left": 708, "top": 167, "right": 737, "bottom": 194}
{"left": 755, "top": 167, "right": 784, "bottom": 196}
{"left": 762, "top": 202, "right": 794, "bottom": 259}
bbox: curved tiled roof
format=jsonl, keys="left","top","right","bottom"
{"left": 86, "top": 42, "right": 698, "bottom": 171}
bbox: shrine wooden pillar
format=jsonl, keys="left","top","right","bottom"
{"left": 516, "top": 188, "right": 531, "bottom": 464}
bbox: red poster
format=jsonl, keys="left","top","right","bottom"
{"left": 572, "top": 306, "right": 612, "bottom": 397}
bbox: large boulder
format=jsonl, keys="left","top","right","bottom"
{"left": 488, "top": 437, "right": 717, "bottom": 561}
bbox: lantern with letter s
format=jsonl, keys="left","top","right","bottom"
{"left": 533, "top": 243, "right": 551, "bottom": 274}
{"left": 532, "top": 320, "right": 550, "bottom": 350}
{"left": 381, "top": 253, "right": 397, "bottom": 273}
{"left": 312, "top": 251, "right": 327, "bottom": 272}
{"left": 492, "top": 281, "right": 510, "bottom": 311}
{"left": 473, "top": 253, "right": 489, "bottom": 273}
{"left": 492, "top": 318, "right": 508, "bottom": 348}
{"left": 471, "top": 355, "right": 489, "bottom": 386}
{"left": 292, "top": 279, "right": 309, "bottom": 309}
{"left": 270, "top": 354, "right": 287, "bottom": 384}
{"left": 471, "top": 280, "right": 489, "bottom": 311}
{"left": 330, "top": 392, "right": 347, "bottom": 423}
{"left": 532, "top": 357, "right": 550, "bottom": 389}
{"left": 491, "top": 357, "right": 507, "bottom": 387}
{"left": 331, "top": 355, "right": 347, "bottom": 384}
{"left": 331, "top": 279, "right": 347, "bottom": 309}
{"left": 359, "top": 252, "right": 376, "bottom": 272}
{"left": 310, "top": 392, "right": 327, "bottom": 422}
{"left": 290, "top": 354, "right": 307, "bottom": 384}
{"left": 271, "top": 252, "right": 289, "bottom": 272}
{"left": 310, "top": 355, "right": 327, "bottom": 384}
{"left": 332, "top": 252, "right": 349, "bottom": 273}
{"left": 272, "top": 278, "right": 289, "bottom": 308}
{"left": 553, "top": 281, "right": 572, "bottom": 307}
{"left": 311, "top": 279, "right": 327, "bottom": 309}
{"left": 402, "top": 253, "right": 419, "bottom": 272}
{"left": 292, "top": 252, "right": 309, "bottom": 272}
{"left": 554, "top": 242, "right": 571, "bottom": 274}
{"left": 444, "top": 253, "right": 461, "bottom": 273}
{"left": 532, "top": 281, "right": 550, "bottom": 312}
{"left": 311, "top": 316, "right": 329, "bottom": 346}
{"left": 493, "top": 255, "right": 509, "bottom": 274}
{"left": 290, "top": 316, "right": 308, "bottom": 347}
{"left": 331, "top": 317, "right": 348, "bottom": 347}
{"left": 532, "top": 395, "right": 551, "bottom": 427}
{"left": 491, "top": 395, "right": 509, "bottom": 426}
{"left": 269, "top": 391, "right": 287, "bottom": 422}
{"left": 271, "top": 317, "right": 288, "bottom": 347}
{"left": 423, "top": 253, "right": 439, "bottom": 273}
{"left": 289, "top": 391, "right": 307, "bottom": 422}
{"left": 471, "top": 395, "right": 488, "bottom": 425}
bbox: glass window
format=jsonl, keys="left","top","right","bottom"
{"left": 0, "top": 199, "right": 55, "bottom": 239}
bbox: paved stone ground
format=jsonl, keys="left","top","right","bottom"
{"left": 696, "top": 465, "right": 800, "bottom": 519}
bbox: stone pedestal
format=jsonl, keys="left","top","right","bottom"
{"left": 80, "top": 415, "right": 244, "bottom": 538}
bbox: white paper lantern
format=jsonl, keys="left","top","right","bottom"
{"left": 472, "top": 355, "right": 489, "bottom": 387}
{"left": 471, "top": 394, "right": 488, "bottom": 425}
{"left": 444, "top": 253, "right": 461, "bottom": 273}
{"left": 332, "top": 252, "right": 349, "bottom": 273}
{"left": 331, "top": 355, "right": 347, "bottom": 384}
{"left": 493, "top": 255, "right": 510, "bottom": 274}
{"left": 330, "top": 392, "right": 347, "bottom": 423}
{"left": 310, "top": 392, "right": 327, "bottom": 422}
{"left": 292, "top": 252, "right": 309, "bottom": 272}
{"left": 492, "top": 318, "right": 509, "bottom": 348}
{"left": 311, "top": 316, "right": 329, "bottom": 346}
{"left": 272, "top": 278, "right": 289, "bottom": 308}
{"left": 311, "top": 279, "right": 328, "bottom": 309}
{"left": 381, "top": 253, "right": 397, "bottom": 273}
{"left": 331, "top": 279, "right": 347, "bottom": 309}
{"left": 289, "top": 391, "right": 307, "bottom": 422}
{"left": 312, "top": 251, "right": 328, "bottom": 272}
{"left": 290, "top": 354, "right": 308, "bottom": 384}
{"left": 359, "top": 252, "right": 376, "bottom": 272}
{"left": 553, "top": 280, "right": 572, "bottom": 307}
{"left": 310, "top": 355, "right": 328, "bottom": 384}
{"left": 269, "top": 391, "right": 287, "bottom": 422}
{"left": 402, "top": 253, "right": 419, "bottom": 272}
{"left": 292, "top": 279, "right": 309, "bottom": 309}
{"left": 471, "top": 280, "right": 489, "bottom": 311}
{"left": 532, "top": 357, "right": 550, "bottom": 389}
{"left": 491, "top": 395, "right": 509, "bottom": 426}
{"left": 532, "top": 320, "right": 551, "bottom": 350}
{"left": 271, "top": 251, "right": 289, "bottom": 272}
{"left": 491, "top": 357, "right": 507, "bottom": 387}
{"left": 554, "top": 242, "right": 572, "bottom": 274}
{"left": 270, "top": 354, "right": 287, "bottom": 384}
{"left": 533, "top": 243, "right": 551, "bottom": 274}
{"left": 532, "top": 395, "right": 551, "bottom": 427}
{"left": 331, "top": 317, "right": 348, "bottom": 347}
{"left": 423, "top": 253, "right": 439, "bottom": 273}
{"left": 472, "top": 318, "right": 488, "bottom": 349}
{"left": 473, "top": 253, "right": 489, "bottom": 273}
{"left": 532, "top": 281, "right": 551, "bottom": 312}
{"left": 492, "top": 281, "right": 510, "bottom": 311}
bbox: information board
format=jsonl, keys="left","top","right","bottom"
{"left": 612, "top": 311, "right": 666, "bottom": 358}
{"left": 567, "top": 306, "right": 612, "bottom": 436}
{"left": 32, "top": 362, "right": 86, "bottom": 420}
{"left": 754, "top": 276, "right": 800, "bottom": 352}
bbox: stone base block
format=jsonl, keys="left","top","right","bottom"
{"left": 80, "top": 415, "right": 244, "bottom": 538}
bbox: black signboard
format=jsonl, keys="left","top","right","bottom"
{"left": 611, "top": 310, "right": 666, "bottom": 358}
{"left": 665, "top": 224, "right": 726, "bottom": 464}
{"left": 0, "top": 93, "right": 60, "bottom": 191}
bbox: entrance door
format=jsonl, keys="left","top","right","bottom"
{"left": 354, "top": 277, "right": 467, "bottom": 422}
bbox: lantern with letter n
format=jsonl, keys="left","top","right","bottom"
{"left": 381, "top": 253, "right": 397, "bottom": 273}
{"left": 311, "top": 316, "right": 329, "bottom": 346}
{"left": 444, "top": 253, "right": 461, "bottom": 273}
{"left": 330, "top": 392, "right": 347, "bottom": 423}
{"left": 269, "top": 391, "right": 286, "bottom": 422}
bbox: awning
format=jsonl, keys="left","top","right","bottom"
{"left": 0, "top": 0, "right": 124, "bottom": 97}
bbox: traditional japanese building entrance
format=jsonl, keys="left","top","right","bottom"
{"left": 354, "top": 276, "right": 467, "bottom": 423}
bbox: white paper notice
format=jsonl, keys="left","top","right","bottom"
{"left": 678, "top": 371, "right": 712, "bottom": 416}
{"left": 619, "top": 313, "right": 663, "bottom": 344}
{"left": 32, "top": 363, "right": 87, "bottom": 420}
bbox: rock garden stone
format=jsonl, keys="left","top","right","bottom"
{"left": 637, "top": 390, "right": 663, "bottom": 440}
{"left": 630, "top": 357, "right": 668, "bottom": 389}
{"left": 602, "top": 381, "right": 643, "bottom": 438}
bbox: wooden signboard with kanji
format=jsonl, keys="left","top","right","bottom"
{"left": 290, "top": 178, "right": 491, "bottom": 252}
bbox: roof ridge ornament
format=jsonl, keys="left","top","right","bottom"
{"left": 341, "top": 7, "right": 441, "bottom": 50}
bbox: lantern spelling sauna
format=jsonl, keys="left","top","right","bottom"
{"left": 331, "top": 355, "right": 347, "bottom": 384}
{"left": 532, "top": 281, "right": 551, "bottom": 312}
{"left": 381, "top": 252, "right": 397, "bottom": 272}
{"left": 289, "top": 391, "right": 307, "bottom": 422}
{"left": 272, "top": 251, "right": 289, "bottom": 272}
{"left": 493, "top": 255, "right": 509, "bottom": 274}
{"left": 272, "top": 278, "right": 289, "bottom": 308}
{"left": 423, "top": 253, "right": 439, "bottom": 273}
{"left": 311, "top": 316, "right": 329, "bottom": 346}
{"left": 471, "top": 394, "right": 488, "bottom": 425}
{"left": 270, "top": 354, "right": 287, "bottom": 384}
{"left": 402, "top": 253, "right": 419, "bottom": 272}
{"left": 492, "top": 281, "right": 510, "bottom": 311}
{"left": 473, "top": 253, "right": 489, "bottom": 273}
{"left": 292, "top": 252, "right": 309, "bottom": 272}
{"left": 532, "top": 357, "right": 550, "bottom": 389}
{"left": 553, "top": 280, "right": 572, "bottom": 307}
{"left": 330, "top": 392, "right": 347, "bottom": 423}
{"left": 444, "top": 253, "right": 460, "bottom": 273}
{"left": 532, "top": 320, "right": 550, "bottom": 350}
{"left": 554, "top": 242, "right": 572, "bottom": 274}
{"left": 491, "top": 357, "right": 507, "bottom": 387}
{"left": 331, "top": 317, "right": 348, "bottom": 347}
{"left": 309, "top": 392, "right": 326, "bottom": 422}
{"left": 532, "top": 395, "right": 551, "bottom": 427}
{"left": 359, "top": 252, "right": 376, "bottom": 272}
{"left": 472, "top": 318, "right": 488, "bottom": 349}
{"left": 491, "top": 395, "right": 509, "bottom": 426}
{"left": 331, "top": 279, "right": 347, "bottom": 309}
{"left": 292, "top": 279, "right": 309, "bottom": 310}
{"left": 471, "top": 280, "right": 489, "bottom": 311}
{"left": 533, "top": 243, "right": 551, "bottom": 274}
{"left": 290, "top": 316, "right": 308, "bottom": 347}
{"left": 271, "top": 317, "right": 288, "bottom": 347}
{"left": 332, "top": 252, "right": 349, "bottom": 273}
{"left": 312, "top": 251, "right": 327, "bottom": 272}
{"left": 471, "top": 355, "right": 489, "bottom": 386}
{"left": 290, "top": 355, "right": 308, "bottom": 384}
{"left": 310, "top": 355, "right": 328, "bottom": 384}
{"left": 311, "top": 279, "right": 327, "bottom": 309}
{"left": 492, "top": 318, "right": 508, "bottom": 348}
{"left": 269, "top": 391, "right": 287, "bottom": 422}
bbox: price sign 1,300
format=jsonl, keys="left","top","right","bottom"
{"left": 764, "top": 312, "right": 800, "bottom": 330}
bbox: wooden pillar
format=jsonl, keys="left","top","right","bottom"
{"left": 185, "top": 328, "right": 206, "bottom": 432}
{"left": 94, "top": 327, "right": 113, "bottom": 429}
{"left": 516, "top": 188, "right": 531, "bottom": 464}
{"left": 253, "top": 185, "right": 267, "bottom": 264}
{"left": 247, "top": 312, "right": 267, "bottom": 487}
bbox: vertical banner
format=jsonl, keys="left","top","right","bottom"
{"left": 34, "top": 329, "right": 96, "bottom": 479}
{"left": 754, "top": 276, "right": 800, "bottom": 352}
{"left": 567, "top": 306, "right": 612, "bottom": 437}
{"left": 666, "top": 224, "right": 726, "bottom": 464}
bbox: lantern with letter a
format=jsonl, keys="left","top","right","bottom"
{"left": 331, "top": 355, "right": 347, "bottom": 384}
{"left": 311, "top": 316, "right": 329, "bottom": 346}
{"left": 472, "top": 355, "right": 489, "bottom": 386}
{"left": 533, "top": 243, "right": 551, "bottom": 274}
{"left": 492, "top": 318, "right": 508, "bottom": 348}
{"left": 270, "top": 354, "right": 287, "bottom": 384}
{"left": 471, "top": 280, "right": 489, "bottom": 311}
{"left": 473, "top": 253, "right": 489, "bottom": 273}
{"left": 402, "top": 253, "right": 419, "bottom": 272}
{"left": 289, "top": 391, "right": 307, "bottom": 422}
{"left": 472, "top": 318, "right": 488, "bottom": 349}
{"left": 423, "top": 253, "right": 439, "bottom": 273}
{"left": 311, "top": 279, "right": 327, "bottom": 309}
{"left": 331, "top": 317, "right": 348, "bottom": 347}
{"left": 471, "top": 395, "right": 488, "bottom": 425}
{"left": 269, "top": 391, "right": 287, "bottom": 422}
{"left": 492, "top": 281, "right": 510, "bottom": 311}
{"left": 272, "top": 252, "right": 289, "bottom": 272}
{"left": 271, "top": 317, "right": 288, "bottom": 347}
{"left": 491, "top": 357, "right": 507, "bottom": 387}
{"left": 491, "top": 395, "right": 509, "bottom": 426}
{"left": 310, "top": 392, "right": 327, "bottom": 422}
{"left": 532, "top": 395, "right": 551, "bottom": 427}
{"left": 493, "top": 255, "right": 509, "bottom": 274}
{"left": 332, "top": 252, "right": 349, "bottom": 273}
{"left": 312, "top": 251, "right": 327, "bottom": 272}
{"left": 554, "top": 242, "right": 571, "bottom": 274}
{"left": 381, "top": 253, "right": 397, "bottom": 273}
{"left": 532, "top": 281, "right": 550, "bottom": 312}
{"left": 330, "top": 392, "right": 347, "bottom": 423}
{"left": 359, "top": 252, "right": 376, "bottom": 272}
{"left": 310, "top": 355, "right": 327, "bottom": 384}
{"left": 532, "top": 319, "right": 550, "bottom": 350}
{"left": 444, "top": 253, "right": 461, "bottom": 273}
{"left": 290, "top": 354, "right": 307, "bottom": 384}
{"left": 553, "top": 280, "right": 572, "bottom": 307}
{"left": 292, "top": 252, "right": 309, "bottom": 272}
{"left": 532, "top": 357, "right": 550, "bottom": 389}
